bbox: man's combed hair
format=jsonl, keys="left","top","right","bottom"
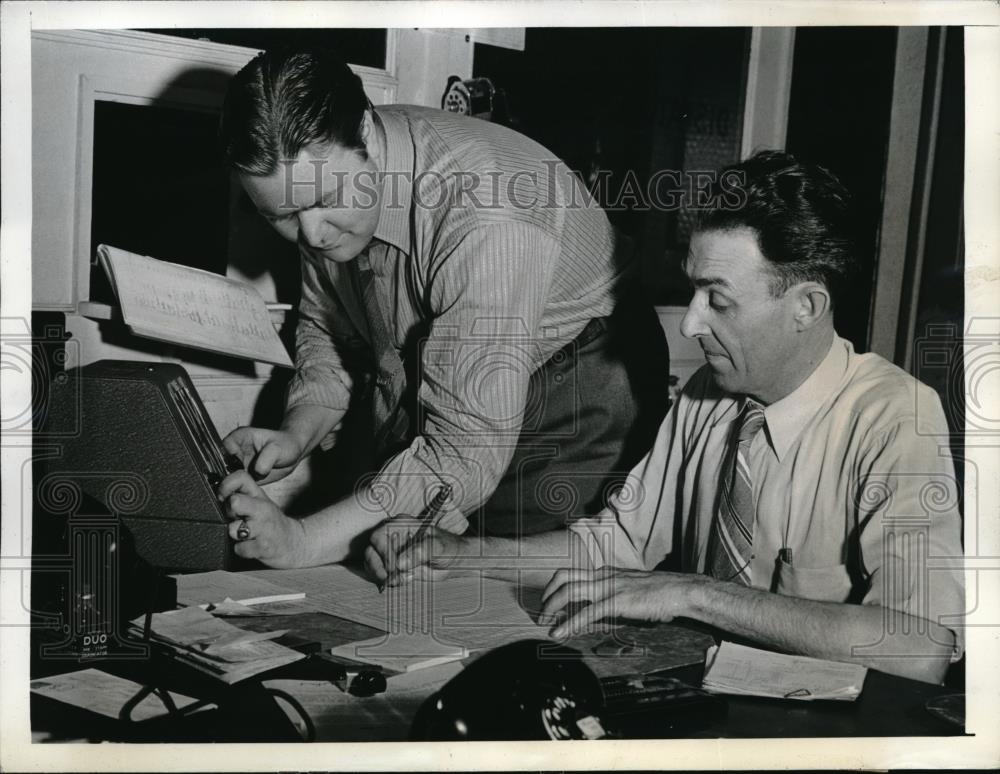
{"left": 220, "top": 48, "right": 370, "bottom": 175}
{"left": 695, "top": 150, "right": 859, "bottom": 305}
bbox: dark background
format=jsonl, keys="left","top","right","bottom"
{"left": 95, "top": 26, "right": 965, "bottom": 362}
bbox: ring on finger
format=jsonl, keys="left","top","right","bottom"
{"left": 236, "top": 520, "right": 251, "bottom": 541}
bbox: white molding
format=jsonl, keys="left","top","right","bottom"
{"left": 33, "top": 28, "right": 399, "bottom": 310}
{"left": 393, "top": 28, "right": 472, "bottom": 107}
{"left": 32, "top": 29, "right": 258, "bottom": 71}
{"left": 383, "top": 27, "right": 399, "bottom": 79}
{"left": 72, "top": 75, "right": 96, "bottom": 309}
{"left": 740, "top": 27, "right": 796, "bottom": 158}
{"left": 469, "top": 28, "right": 525, "bottom": 52}
{"left": 31, "top": 29, "right": 398, "bottom": 95}
{"left": 72, "top": 74, "right": 225, "bottom": 305}
{"left": 426, "top": 28, "right": 525, "bottom": 52}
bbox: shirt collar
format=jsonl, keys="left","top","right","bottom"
{"left": 760, "top": 334, "right": 850, "bottom": 461}
{"left": 372, "top": 108, "right": 413, "bottom": 254}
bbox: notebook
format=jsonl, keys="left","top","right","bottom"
{"left": 97, "top": 244, "right": 293, "bottom": 367}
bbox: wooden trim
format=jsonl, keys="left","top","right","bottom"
{"left": 740, "top": 27, "right": 795, "bottom": 157}
{"left": 898, "top": 27, "right": 947, "bottom": 372}
{"left": 868, "top": 28, "right": 929, "bottom": 361}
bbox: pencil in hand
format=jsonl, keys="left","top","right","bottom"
{"left": 379, "top": 483, "right": 453, "bottom": 593}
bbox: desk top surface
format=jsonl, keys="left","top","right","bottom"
{"left": 31, "top": 634, "right": 963, "bottom": 743}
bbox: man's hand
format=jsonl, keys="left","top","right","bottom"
{"left": 217, "top": 470, "right": 308, "bottom": 568}
{"left": 540, "top": 567, "right": 707, "bottom": 639}
{"left": 223, "top": 427, "right": 304, "bottom": 484}
{"left": 364, "top": 516, "right": 469, "bottom": 587}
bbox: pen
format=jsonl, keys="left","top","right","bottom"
{"left": 380, "top": 483, "right": 453, "bottom": 593}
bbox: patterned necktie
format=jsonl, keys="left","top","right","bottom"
{"left": 355, "top": 250, "right": 409, "bottom": 457}
{"left": 707, "top": 399, "right": 767, "bottom": 585}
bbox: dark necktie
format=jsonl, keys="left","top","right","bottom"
{"left": 706, "top": 399, "right": 766, "bottom": 585}
{"left": 355, "top": 250, "right": 409, "bottom": 457}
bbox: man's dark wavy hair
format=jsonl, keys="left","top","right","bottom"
{"left": 695, "top": 150, "right": 859, "bottom": 306}
{"left": 220, "top": 48, "right": 370, "bottom": 175}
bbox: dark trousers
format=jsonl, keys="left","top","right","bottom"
{"left": 329, "top": 288, "right": 672, "bottom": 535}
{"left": 477, "top": 290, "right": 671, "bottom": 536}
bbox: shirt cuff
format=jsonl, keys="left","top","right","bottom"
{"left": 285, "top": 371, "right": 353, "bottom": 451}
{"left": 568, "top": 516, "right": 624, "bottom": 570}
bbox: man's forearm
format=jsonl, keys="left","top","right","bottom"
{"left": 280, "top": 404, "right": 342, "bottom": 457}
{"left": 686, "top": 579, "right": 955, "bottom": 684}
{"left": 449, "top": 529, "right": 593, "bottom": 587}
{"left": 295, "top": 492, "right": 386, "bottom": 566}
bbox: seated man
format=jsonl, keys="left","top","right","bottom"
{"left": 367, "top": 151, "right": 965, "bottom": 684}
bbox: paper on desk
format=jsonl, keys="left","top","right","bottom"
{"left": 702, "top": 641, "right": 867, "bottom": 701}
{"left": 173, "top": 570, "right": 305, "bottom": 608}
{"left": 330, "top": 632, "right": 467, "bottom": 673}
{"left": 228, "top": 610, "right": 386, "bottom": 652}
{"left": 167, "top": 646, "right": 304, "bottom": 684}
{"left": 126, "top": 623, "right": 304, "bottom": 684}
{"left": 131, "top": 606, "right": 304, "bottom": 681}
{"left": 30, "top": 669, "right": 207, "bottom": 722}
{"left": 211, "top": 598, "right": 320, "bottom": 617}
{"left": 207, "top": 599, "right": 268, "bottom": 616}
{"left": 246, "top": 565, "right": 551, "bottom": 653}
{"left": 135, "top": 606, "right": 286, "bottom": 655}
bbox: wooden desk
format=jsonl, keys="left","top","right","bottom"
{"left": 31, "top": 640, "right": 962, "bottom": 742}
{"left": 637, "top": 664, "right": 962, "bottom": 739}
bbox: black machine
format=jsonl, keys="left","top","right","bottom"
{"left": 42, "top": 360, "right": 243, "bottom": 572}
{"left": 411, "top": 640, "right": 605, "bottom": 740}
{"left": 410, "top": 639, "right": 724, "bottom": 741}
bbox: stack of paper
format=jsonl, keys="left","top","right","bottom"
{"left": 329, "top": 632, "right": 468, "bottom": 674}
{"left": 702, "top": 641, "right": 867, "bottom": 701}
{"left": 173, "top": 570, "right": 305, "bottom": 608}
{"left": 131, "top": 606, "right": 304, "bottom": 684}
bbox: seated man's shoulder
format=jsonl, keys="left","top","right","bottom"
{"left": 837, "top": 350, "right": 946, "bottom": 432}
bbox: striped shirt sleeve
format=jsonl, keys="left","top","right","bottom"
{"left": 285, "top": 249, "right": 371, "bottom": 445}
{"left": 369, "top": 221, "right": 562, "bottom": 518}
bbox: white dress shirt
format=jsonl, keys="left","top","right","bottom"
{"left": 571, "top": 335, "right": 965, "bottom": 656}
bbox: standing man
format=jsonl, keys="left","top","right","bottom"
{"left": 216, "top": 48, "right": 670, "bottom": 566}
{"left": 370, "top": 151, "right": 965, "bottom": 684}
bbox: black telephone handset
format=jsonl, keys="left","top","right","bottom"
{"left": 411, "top": 640, "right": 606, "bottom": 741}
{"left": 411, "top": 639, "right": 726, "bottom": 741}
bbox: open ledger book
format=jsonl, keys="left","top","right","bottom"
{"left": 97, "top": 244, "right": 293, "bottom": 367}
